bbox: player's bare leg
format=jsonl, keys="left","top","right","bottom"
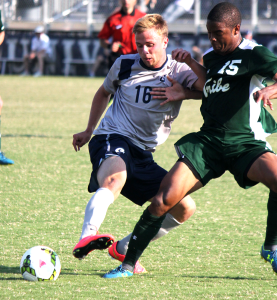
{"left": 104, "top": 162, "right": 202, "bottom": 278}
{"left": 73, "top": 156, "right": 126, "bottom": 259}
{"left": 247, "top": 152, "right": 277, "bottom": 273}
{"left": 34, "top": 51, "right": 46, "bottom": 77}
{"left": 109, "top": 194, "right": 196, "bottom": 273}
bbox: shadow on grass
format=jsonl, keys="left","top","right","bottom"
{"left": 0, "top": 265, "right": 22, "bottom": 280}
{"left": 0, "top": 266, "right": 105, "bottom": 279}
{"left": 2, "top": 265, "right": 274, "bottom": 281}
{"left": 61, "top": 268, "right": 106, "bottom": 278}
{"left": 180, "top": 274, "right": 273, "bottom": 280}
{"left": 144, "top": 273, "right": 276, "bottom": 281}
{"left": 2, "top": 134, "right": 64, "bottom": 139}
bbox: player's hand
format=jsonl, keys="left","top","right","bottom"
{"left": 72, "top": 130, "right": 92, "bottom": 152}
{"left": 253, "top": 89, "right": 274, "bottom": 110}
{"left": 150, "top": 76, "right": 187, "bottom": 105}
{"left": 172, "top": 48, "right": 192, "bottom": 65}
{"left": 111, "top": 42, "right": 121, "bottom": 53}
{"left": 29, "top": 52, "right": 36, "bottom": 59}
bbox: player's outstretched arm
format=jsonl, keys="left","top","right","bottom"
{"left": 253, "top": 74, "right": 277, "bottom": 110}
{"left": 72, "top": 84, "right": 110, "bottom": 151}
{"left": 172, "top": 48, "right": 206, "bottom": 91}
{"left": 150, "top": 76, "right": 202, "bottom": 105}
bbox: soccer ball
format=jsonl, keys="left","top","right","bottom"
{"left": 20, "top": 246, "right": 61, "bottom": 281}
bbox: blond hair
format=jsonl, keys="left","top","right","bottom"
{"left": 133, "top": 14, "right": 168, "bottom": 37}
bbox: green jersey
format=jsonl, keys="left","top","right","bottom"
{"left": 0, "top": 10, "right": 4, "bottom": 32}
{"left": 202, "top": 38, "right": 277, "bottom": 141}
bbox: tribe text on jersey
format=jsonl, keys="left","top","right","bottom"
{"left": 201, "top": 38, "right": 277, "bottom": 139}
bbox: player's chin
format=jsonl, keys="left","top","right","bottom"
{"left": 211, "top": 44, "right": 222, "bottom": 53}
{"left": 142, "top": 58, "right": 153, "bottom": 66}
{"left": 213, "top": 46, "right": 229, "bottom": 56}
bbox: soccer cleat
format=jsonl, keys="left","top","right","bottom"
{"left": 108, "top": 241, "right": 147, "bottom": 274}
{"left": 33, "top": 71, "right": 42, "bottom": 77}
{"left": 73, "top": 234, "right": 115, "bottom": 260}
{"left": 103, "top": 265, "right": 133, "bottom": 279}
{"left": 20, "top": 71, "right": 30, "bottom": 76}
{"left": 0, "top": 152, "right": 14, "bottom": 165}
{"left": 260, "top": 244, "right": 277, "bottom": 273}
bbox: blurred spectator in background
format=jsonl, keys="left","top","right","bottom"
{"left": 97, "top": 0, "right": 146, "bottom": 70}
{"left": 137, "top": 0, "right": 157, "bottom": 13}
{"left": 192, "top": 45, "right": 203, "bottom": 65}
{"left": 244, "top": 30, "right": 257, "bottom": 43}
{"left": 22, "top": 26, "right": 52, "bottom": 77}
{"left": 89, "top": 47, "right": 110, "bottom": 77}
{"left": 0, "top": 10, "right": 14, "bottom": 165}
{"left": 145, "top": 0, "right": 157, "bottom": 11}
{"left": 162, "top": 0, "right": 194, "bottom": 23}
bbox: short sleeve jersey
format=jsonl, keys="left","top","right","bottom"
{"left": 31, "top": 33, "right": 51, "bottom": 55}
{"left": 93, "top": 54, "right": 198, "bottom": 150}
{"left": 202, "top": 38, "right": 277, "bottom": 141}
{"left": 0, "top": 10, "right": 4, "bottom": 32}
{"left": 97, "top": 8, "right": 146, "bottom": 55}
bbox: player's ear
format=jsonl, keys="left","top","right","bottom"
{"left": 233, "top": 24, "right": 240, "bottom": 37}
{"left": 163, "top": 36, "right": 169, "bottom": 49}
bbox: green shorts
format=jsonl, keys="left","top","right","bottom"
{"left": 174, "top": 129, "right": 275, "bottom": 189}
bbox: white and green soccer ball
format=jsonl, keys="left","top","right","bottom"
{"left": 20, "top": 246, "right": 61, "bottom": 281}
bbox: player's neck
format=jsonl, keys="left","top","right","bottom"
{"left": 153, "top": 55, "right": 167, "bottom": 69}
{"left": 122, "top": 6, "right": 135, "bottom": 15}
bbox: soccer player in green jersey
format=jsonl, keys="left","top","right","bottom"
{"left": 0, "top": 10, "right": 14, "bottom": 165}
{"left": 104, "top": 2, "right": 277, "bottom": 278}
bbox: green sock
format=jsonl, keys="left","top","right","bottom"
{"left": 264, "top": 190, "right": 277, "bottom": 247}
{"left": 123, "top": 208, "right": 166, "bottom": 269}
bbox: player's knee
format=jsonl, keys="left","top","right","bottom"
{"left": 170, "top": 195, "right": 196, "bottom": 223}
{"left": 150, "top": 191, "right": 181, "bottom": 217}
{"left": 267, "top": 174, "right": 277, "bottom": 193}
{"left": 270, "top": 183, "right": 277, "bottom": 194}
{"left": 102, "top": 174, "right": 125, "bottom": 191}
{"left": 149, "top": 196, "right": 168, "bottom": 217}
{"left": 180, "top": 195, "right": 196, "bottom": 221}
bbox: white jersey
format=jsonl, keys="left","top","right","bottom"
{"left": 175, "top": 0, "right": 194, "bottom": 10}
{"left": 31, "top": 33, "right": 51, "bottom": 56}
{"left": 94, "top": 53, "right": 198, "bottom": 151}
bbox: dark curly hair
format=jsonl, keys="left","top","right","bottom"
{"left": 207, "top": 2, "right": 241, "bottom": 29}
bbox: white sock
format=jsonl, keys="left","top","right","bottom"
{"left": 151, "top": 213, "right": 182, "bottom": 241}
{"left": 116, "top": 213, "right": 182, "bottom": 255}
{"left": 80, "top": 187, "right": 114, "bottom": 240}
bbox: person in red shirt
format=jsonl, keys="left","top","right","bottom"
{"left": 98, "top": 0, "right": 146, "bottom": 69}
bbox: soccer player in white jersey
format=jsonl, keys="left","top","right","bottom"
{"left": 103, "top": 2, "right": 277, "bottom": 279}
{"left": 72, "top": 14, "right": 206, "bottom": 273}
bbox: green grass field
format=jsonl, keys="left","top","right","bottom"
{"left": 1, "top": 76, "right": 277, "bottom": 299}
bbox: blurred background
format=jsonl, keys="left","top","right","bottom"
{"left": 1, "top": 0, "right": 277, "bottom": 76}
